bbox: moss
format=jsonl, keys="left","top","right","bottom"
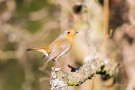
{"left": 108, "top": 72, "right": 113, "bottom": 77}
{"left": 67, "top": 81, "right": 74, "bottom": 86}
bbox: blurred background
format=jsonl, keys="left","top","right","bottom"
{"left": 0, "top": 0, "right": 135, "bottom": 90}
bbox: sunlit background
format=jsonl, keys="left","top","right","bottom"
{"left": 0, "top": 0, "right": 135, "bottom": 90}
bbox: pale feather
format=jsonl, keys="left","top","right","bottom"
{"left": 37, "top": 49, "right": 48, "bottom": 56}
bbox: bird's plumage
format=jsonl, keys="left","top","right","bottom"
{"left": 45, "top": 38, "right": 71, "bottom": 62}
{"left": 26, "top": 29, "right": 78, "bottom": 65}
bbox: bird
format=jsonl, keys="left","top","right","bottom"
{"left": 26, "top": 29, "right": 78, "bottom": 68}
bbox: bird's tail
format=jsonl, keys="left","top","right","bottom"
{"left": 26, "top": 48, "right": 38, "bottom": 51}
{"left": 26, "top": 47, "right": 49, "bottom": 58}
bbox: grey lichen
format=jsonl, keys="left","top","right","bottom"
{"left": 67, "top": 57, "right": 104, "bottom": 86}
{"left": 50, "top": 67, "right": 68, "bottom": 90}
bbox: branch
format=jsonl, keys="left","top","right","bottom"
{"left": 50, "top": 57, "right": 115, "bottom": 90}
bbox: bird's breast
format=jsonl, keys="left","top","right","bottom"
{"left": 57, "top": 41, "right": 71, "bottom": 58}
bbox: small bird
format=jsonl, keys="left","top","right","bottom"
{"left": 26, "top": 29, "right": 78, "bottom": 67}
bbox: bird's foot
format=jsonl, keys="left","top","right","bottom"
{"left": 54, "top": 65, "right": 67, "bottom": 72}
{"left": 53, "top": 60, "right": 67, "bottom": 72}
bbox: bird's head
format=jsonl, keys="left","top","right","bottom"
{"left": 60, "top": 29, "right": 78, "bottom": 40}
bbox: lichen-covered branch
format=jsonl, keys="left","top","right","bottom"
{"left": 50, "top": 57, "right": 116, "bottom": 90}
{"left": 50, "top": 68, "right": 68, "bottom": 90}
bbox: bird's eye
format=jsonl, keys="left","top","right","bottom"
{"left": 67, "top": 31, "right": 70, "bottom": 34}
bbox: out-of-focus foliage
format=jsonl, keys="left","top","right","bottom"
{"left": 0, "top": 0, "right": 135, "bottom": 90}
{"left": 0, "top": 0, "right": 60, "bottom": 90}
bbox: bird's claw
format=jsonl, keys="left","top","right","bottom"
{"left": 54, "top": 65, "right": 67, "bottom": 72}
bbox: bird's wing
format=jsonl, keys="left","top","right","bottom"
{"left": 45, "top": 38, "right": 70, "bottom": 62}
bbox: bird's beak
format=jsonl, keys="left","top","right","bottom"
{"left": 75, "top": 31, "right": 78, "bottom": 34}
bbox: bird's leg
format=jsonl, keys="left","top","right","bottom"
{"left": 52, "top": 59, "right": 61, "bottom": 68}
{"left": 52, "top": 59, "right": 66, "bottom": 72}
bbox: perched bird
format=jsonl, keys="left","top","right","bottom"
{"left": 26, "top": 29, "right": 78, "bottom": 67}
